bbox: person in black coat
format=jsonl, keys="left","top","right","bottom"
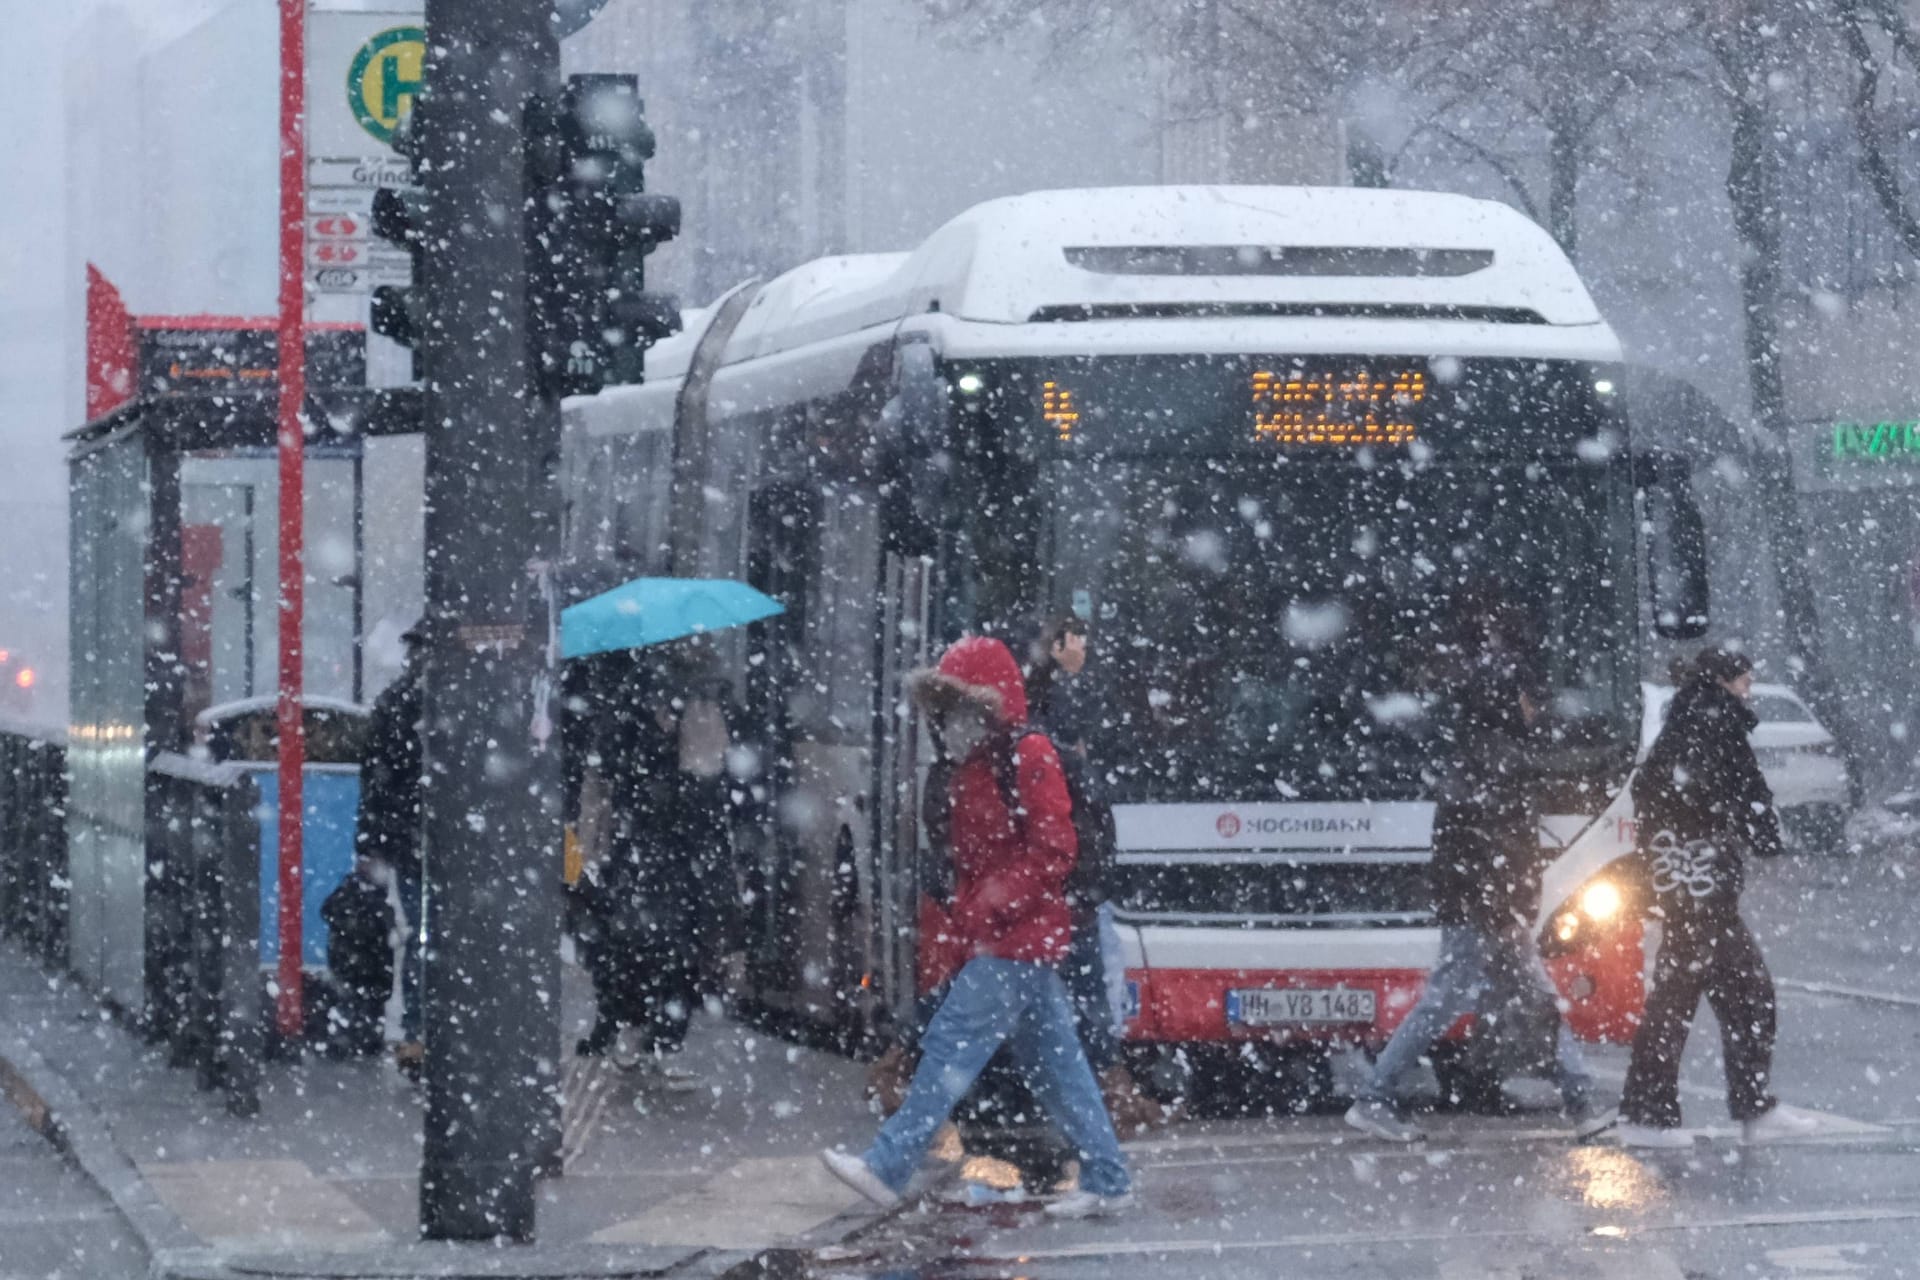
{"left": 1617, "top": 645, "right": 1812, "bottom": 1146}
{"left": 1346, "top": 657, "right": 1609, "bottom": 1143}
{"left": 354, "top": 625, "right": 426, "bottom": 1076}
{"left": 578, "top": 657, "right": 706, "bottom": 1091}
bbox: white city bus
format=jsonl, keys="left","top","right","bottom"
{"left": 560, "top": 186, "right": 1707, "bottom": 1094}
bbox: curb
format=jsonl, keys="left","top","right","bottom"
{"left": 156, "top": 1243, "right": 707, "bottom": 1279}
{"left": 0, "top": 1025, "right": 897, "bottom": 1280}
{"left": 0, "top": 1027, "right": 201, "bottom": 1269}
{"left": 694, "top": 1197, "right": 903, "bottom": 1280}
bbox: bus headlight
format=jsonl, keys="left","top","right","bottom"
{"left": 1579, "top": 879, "right": 1622, "bottom": 922}
{"left": 1542, "top": 871, "right": 1634, "bottom": 958}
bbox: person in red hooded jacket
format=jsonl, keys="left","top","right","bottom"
{"left": 822, "top": 636, "right": 1133, "bottom": 1219}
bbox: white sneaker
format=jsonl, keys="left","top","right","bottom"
{"left": 820, "top": 1148, "right": 901, "bottom": 1208}
{"left": 629, "top": 1053, "right": 701, "bottom": 1093}
{"left": 1043, "top": 1189, "right": 1136, "bottom": 1220}
{"left": 1615, "top": 1122, "right": 1695, "bottom": 1149}
{"left": 610, "top": 1027, "right": 644, "bottom": 1071}
{"left": 655, "top": 1059, "right": 702, "bottom": 1093}
{"left": 1743, "top": 1106, "right": 1820, "bottom": 1143}
{"left": 1344, "top": 1099, "right": 1423, "bottom": 1143}
{"left": 1570, "top": 1105, "right": 1620, "bottom": 1141}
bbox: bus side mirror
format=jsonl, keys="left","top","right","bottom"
{"left": 1637, "top": 452, "right": 1710, "bottom": 640}
{"left": 877, "top": 341, "right": 951, "bottom": 558}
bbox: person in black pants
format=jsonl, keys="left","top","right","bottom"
{"left": 570, "top": 656, "right": 703, "bottom": 1093}
{"left": 1027, "top": 614, "right": 1167, "bottom": 1131}
{"left": 1617, "top": 645, "right": 1815, "bottom": 1147}
{"left": 355, "top": 624, "right": 426, "bottom": 1080}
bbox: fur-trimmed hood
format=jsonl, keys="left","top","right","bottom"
{"left": 909, "top": 636, "right": 1028, "bottom": 727}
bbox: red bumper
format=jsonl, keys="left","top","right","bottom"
{"left": 1122, "top": 921, "right": 1644, "bottom": 1047}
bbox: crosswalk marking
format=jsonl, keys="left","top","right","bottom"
{"left": 1438, "top": 1261, "right": 1519, "bottom": 1280}
{"left": 1581, "top": 1066, "right": 1887, "bottom": 1137}
{"left": 1765, "top": 1243, "right": 1876, "bottom": 1274}
{"left": 137, "top": 1158, "right": 387, "bottom": 1248}
{"left": 589, "top": 1155, "right": 861, "bottom": 1249}
{"left": 1131, "top": 1106, "right": 1883, "bottom": 1172}
{"left": 1777, "top": 977, "right": 1920, "bottom": 1010}
{"left": 953, "top": 1206, "right": 1920, "bottom": 1265}
{"left": 560, "top": 1055, "right": 617, "bottom": 1170}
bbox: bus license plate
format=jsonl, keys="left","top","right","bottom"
{"left": 1228, "top": 987, "right": 1376, "bottom": 1026}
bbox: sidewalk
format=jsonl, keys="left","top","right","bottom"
{"left": 0, "top": 940, "right": 892, "bottom": 1279}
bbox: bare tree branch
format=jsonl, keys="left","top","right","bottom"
{"left": 1396, "top": 122, "right": 1544, "bottom": 223}
{"left": 1836, "top": 0, "right": 1920, "bottom": 259}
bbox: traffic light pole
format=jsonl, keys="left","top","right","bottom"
{"left": 414, "top": 0, "right": 565, "bottom": 1241}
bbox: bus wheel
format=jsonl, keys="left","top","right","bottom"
{"left": 1428, "top": 1040, "right": 1509, "bottom": 1115}
{"left": 1270, "top": 1047, "right": 1338, "bottom": 1115}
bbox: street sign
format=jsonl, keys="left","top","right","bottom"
{"left": 309, "top": 156, "right": 414, "bottom": 190}
{"left": 309, "top": 241, "right": 369, "bottom": 267}
{"left": 310, "top": 266, "right": 367, "bottom": 294}
{"left": 307, "top": 187, "right": 375, "bottom": 215}
{"left": 305, "top": 5, "right": 424, "bottom": 315}
{"left": 308, "top": 252, "right": 410, "bottom": 294}
{"left": 136, "top": 324, "right": 366, "bottom": 391}
{"left": 309, "top": 5, "right": 425, "bottom": 158}
{"left": 308, "top": 213, "right": 368, "bottom": 241}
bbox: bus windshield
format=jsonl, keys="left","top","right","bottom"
{"left": 1048, "top": 451, "right": 1638, "bottom": 805}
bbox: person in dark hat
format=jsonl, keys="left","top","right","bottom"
{"left": 1616, "top": 643, "right": 1815, "bottom": 1147}
{"left": 355, "top": 621, "right": 428, "bottom": 1078}
{"left": 1346, "top": 654, "right": 1611, "bottom": 1143}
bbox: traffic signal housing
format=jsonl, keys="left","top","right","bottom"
{"left": 368, "top": 109, "right": 425, "bottom": 370}
{"left": 528, "top": 73, "right": 681, "bottom": 399}
{"left": 370, "top": 184, "right": 427, "bottom": 357}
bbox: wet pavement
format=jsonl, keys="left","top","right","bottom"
{"left": 815, "top": 1118, "right": 1920, "bottom": 1277}
{"left": 4, "top": 836, "right": 1918, "bottom": 1277}
{"left": 797, "top": 843, "right": 1920, "bottom": 1278}
{"left": 0, "top": 1102, "right": 146, "bottom": 1280}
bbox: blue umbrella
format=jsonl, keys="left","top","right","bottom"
{"left": 561, "top": 576, "right": 785, "bottom": 659}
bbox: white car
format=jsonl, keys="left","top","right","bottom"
{"left": 1640, "top": 682, "right": 1853, "bottom": 853}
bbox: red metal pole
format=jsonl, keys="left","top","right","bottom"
{"left": 274, "top": 0, "right": 307, "bottom": 1040}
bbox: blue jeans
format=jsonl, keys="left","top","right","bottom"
{"left": 394, "top": 862, "right": 424, "bottom": 1042}
{"left": 864, "top": 956, "right": 1131, "bottom": 1197}
{"left": 1362, "top": 924, "right": 1592, "bottom": 1109}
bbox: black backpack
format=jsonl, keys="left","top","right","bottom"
{"left": 990, "top": 729, "right": 1115, "bottom": 913}
{"left": 320, "top": 870, "right": 394, "bottom": 1056}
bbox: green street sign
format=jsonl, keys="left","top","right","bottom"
{"left": 346, "top": 26, "right": 426, "bottom": 145}
{"left": 1831, "top": 419, "right": 1920, "bottom": 463}
{"left": 1799, "top": 416, "right": 1920, "bottom": 491}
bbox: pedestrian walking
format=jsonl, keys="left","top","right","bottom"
{"left": 821, "top": 636, "right": 1133, "bottom": 1219}
{"left": 869, "top": 701, "right": 1080, "bottom": 1199}
{"left": 1345, "top": 657, "right": 1615, "bottom": 1143}
{"left": 354, "top": 623, "right": 426, "bottom": 1080}
{"left": 566, "top": 656, "right": 628, "bottom": 1061}
{"left": 597, "top": 659, "right": 704, "bottom": 1092}
{"left": 567, "top": 654, "right": 702, "bottom": 1090}
{"left": 667, "top": 652, "right": 742, "bottom": 1001}
{"left": 1616, "top": 645, "right": 1817, "bottom": 1148}
{"left": 1028, "top": 613, "right": 1162, "bottom": 1131}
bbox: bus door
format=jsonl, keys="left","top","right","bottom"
{"left": 743, "top": 483, "right": 815, "bottom": 1016}
{"left": 873, "top": 551, "right": 930, "bottom": 1032}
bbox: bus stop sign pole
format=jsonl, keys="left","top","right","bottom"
{"left": 273, "top": 0, "right": 307, "bottom": 1041}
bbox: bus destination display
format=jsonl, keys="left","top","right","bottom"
{"left": 1249, "top": 367, "right": 1427, "bottom": 446}
{"left": 1031, "top": 361, "right": 1439, "bottom": 452}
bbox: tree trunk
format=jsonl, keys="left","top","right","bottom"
{"left": 1720, "top": 13, "right": 1866, "bottom": 804}
{"left": 1547, "top": 109, "right": 1580, "bottom": 256}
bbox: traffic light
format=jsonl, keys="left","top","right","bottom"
{"left": 527, "top": 73, "right": 681, "bottom": 399}
{"left": 370, "top": 186, "right": 427, "bottom": 353}
{"left": 370, "top": 114, "right": 426, "bottom": 371}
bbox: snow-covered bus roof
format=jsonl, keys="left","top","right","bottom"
{"left": 576, "top": 185, "right": 1618, "bottom": 426}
